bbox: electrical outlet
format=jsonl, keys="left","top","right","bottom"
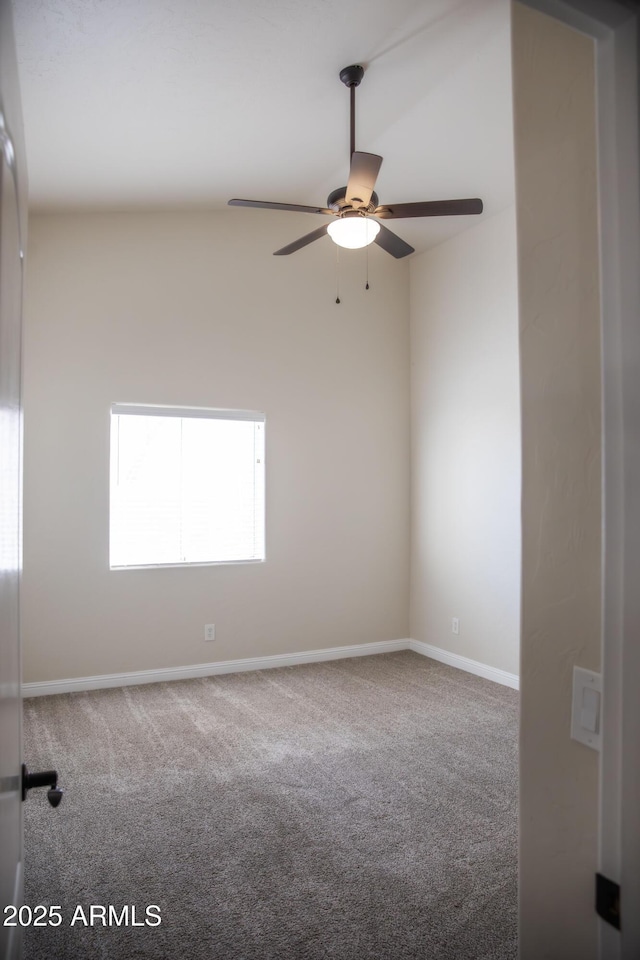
{"left": 452, "top": 617, "right": 460, "bottom": 635}
{"left": 204, "top": 624, "right": 216, "bottom": 642}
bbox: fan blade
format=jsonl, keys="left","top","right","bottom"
{"left": 374, "top": 224, "right": 414, "bottom": 259}
{"left": 274, "top": 224, "right": 330, "bottom": 256}
{"left": 374, "top": 198, "right": 483, "bottom": 219}
{"left": 229, "top": 199, "right": 333, "bottom": 216}
{"left": 345, "top": 152, "right": 383, "bottom": 209}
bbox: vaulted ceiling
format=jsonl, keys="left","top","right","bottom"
{"left": 13, "top": 0, "right": 515, "bottom": 253}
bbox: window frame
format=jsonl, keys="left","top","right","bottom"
{"left": 109, "top": 403, "right": 266, "bottom": 571}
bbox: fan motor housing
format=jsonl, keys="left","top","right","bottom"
{"left": 327, "top": 186, "right": 379, "bottom": 215}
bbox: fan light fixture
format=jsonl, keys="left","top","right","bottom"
{"left": 327, "top": 216, "right": 380, "bottom": 249}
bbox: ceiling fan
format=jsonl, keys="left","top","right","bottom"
{"left": 228, "top": 64, "right": 483, "bottom": 259}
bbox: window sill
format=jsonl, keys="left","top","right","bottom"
{"left": 109, "top": 559, "right": 266, "bottom": 571}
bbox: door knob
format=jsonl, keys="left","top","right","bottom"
{"left": 21, "top": 764, "right": 63, "bottom": 807}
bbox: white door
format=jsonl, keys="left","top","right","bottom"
{"left": 0, "top": 104, "right": 25, "bottom": 960}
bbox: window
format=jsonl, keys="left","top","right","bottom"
{"left": 110, "top": 405, "right": 265, "bottom": 568}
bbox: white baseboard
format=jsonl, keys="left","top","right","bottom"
{"left": 21, "top": 639, "right": 409, "bottom": 698}
{"left": 409, "top": 639, "right": 519, "bottom": 690}
{"left": 22, "top": 636, "right": 519, "bottom": 697}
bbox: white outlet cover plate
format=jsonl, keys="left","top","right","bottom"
{"left": 571, "top": 666, "right": 602, "bottom": 751}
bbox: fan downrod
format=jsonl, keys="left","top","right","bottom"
{"left": 339, "top": 64, "right": 364, "bottom": 88}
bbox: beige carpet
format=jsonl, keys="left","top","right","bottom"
{"left": 22, "top": 650, "right": 518, "bottom": 959}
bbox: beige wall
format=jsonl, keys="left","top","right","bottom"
{"left": 409, "top": 208, "right": 521, "bottom": 676}
{"left": 22, "top": 210, "right": 410, "bottom": 682}
{"left": 512, "top": 4, "right": 601, "bottom": 958}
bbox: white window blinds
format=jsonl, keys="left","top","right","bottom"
{"left": 110, "top": 405, "right": 265, "bottom": 568}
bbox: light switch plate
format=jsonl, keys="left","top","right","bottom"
{"left": 571, "top": 666, "right": 602, "bottom": 750}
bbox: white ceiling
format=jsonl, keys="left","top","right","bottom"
{"left": 12, "top": 0, "right": 515, "bottom": 254}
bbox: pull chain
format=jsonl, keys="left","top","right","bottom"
{"left": 335, "top": 245, "right": 341, "bottom": 304}
{"left": 365, "top": 231, "right": 370, "bottom": 290}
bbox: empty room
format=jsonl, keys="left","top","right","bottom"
{"left": 2, "top": 0, "right": 638, "bottom": 959}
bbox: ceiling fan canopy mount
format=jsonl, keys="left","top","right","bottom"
{"left": 228, "top": 64, "right": 484, "bottom": 258}
{"left": 339, "top": 64, "right": 364, "bottom": 88}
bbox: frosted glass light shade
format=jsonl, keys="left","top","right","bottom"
{"left": 327, "top": 217, "right": 380, "bottom": 249}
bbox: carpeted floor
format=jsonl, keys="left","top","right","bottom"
{"left": 22, "top": 651, "right": 518, "bottom": 959}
